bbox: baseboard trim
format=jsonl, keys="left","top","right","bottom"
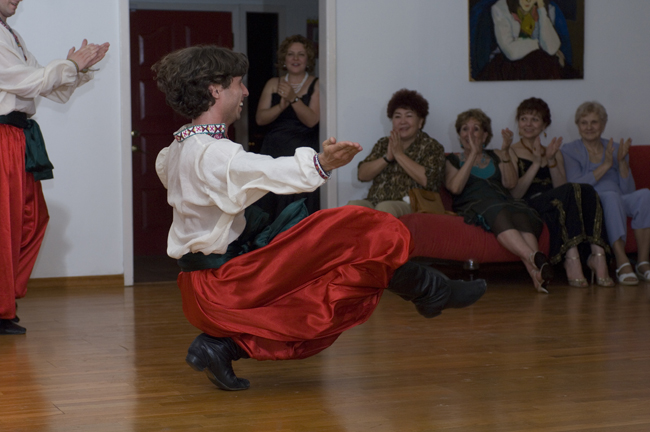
{"left": 27, "top": 274, "right": 125, "bottom": 289}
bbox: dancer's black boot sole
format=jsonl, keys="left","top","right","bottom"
{"left": 186, "top": 334, "right": 250, "bottom": 391}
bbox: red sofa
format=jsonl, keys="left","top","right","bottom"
{"left": 399, "top": 145, "right": 650, "bottom": 264}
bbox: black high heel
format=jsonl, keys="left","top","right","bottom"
{"left": 530, "top": 251, "right": 553, "bottom": 286}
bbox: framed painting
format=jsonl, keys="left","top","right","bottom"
{"left": 469, "top": 0, "right": 584, "bottom": 81}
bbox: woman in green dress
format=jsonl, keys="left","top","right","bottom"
{"left": 445, "top": 109, "right": 549, "bottom": 293}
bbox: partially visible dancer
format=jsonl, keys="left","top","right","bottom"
{"left": 510, "top": 98, "right": 612, "bottom": 287}
{"left": 445, "top": 109, "right": 551, "bottom": 293}
{"left": 562, "top": 102, "right": 650, "bottom": 285}
{"left": 349, "top": 89, "right": 445, "bottom": 218}
{"left": 256, "top": 35, "right": 320, "bottom": 219}
{"left": 0, "top": 0, "right": 110, "bottom": 335}
{"left": 153, "top": 45, "right": 486, "bottom": 391}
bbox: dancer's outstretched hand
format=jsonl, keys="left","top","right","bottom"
{"left": 318, "top": 137, "right": 363, "bottom": 172}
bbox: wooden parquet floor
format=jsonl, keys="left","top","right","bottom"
{"left": 2, "top": 270, "right": 650, "bottom": 432}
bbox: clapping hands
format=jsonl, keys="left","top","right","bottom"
{"left": 387, "top": 130, "right": 405, "bottom": 160}
{"left": 501, "top": 128, "right": 514, "bottom": 153}
{"left": 618, "top": 138, "right": 632, "bottom": 162}
{"left": 67, "top": 39, "right": 110, "bottom": 72}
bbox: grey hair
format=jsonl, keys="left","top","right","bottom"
{"left": 575, "top": 101, "right": 608, "bottom": 126}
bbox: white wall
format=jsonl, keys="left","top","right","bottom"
{"left": 13, "top": 0, "right": 650, "bottom": 281}
{"left": 12, "top": 0, "right": 125, "bottom": 279}
{"left": 335, "top": 0, "right": 650, "bottom": 206}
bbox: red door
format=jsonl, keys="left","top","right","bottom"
{"left": 130, "top": 10, "right": 233, "bottom": 256}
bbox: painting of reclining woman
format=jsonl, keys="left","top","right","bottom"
{"left": 470, "top": 0, "right": 583, "bottom": 81}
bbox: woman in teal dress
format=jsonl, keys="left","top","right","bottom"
{"left": 445, "top": 109, "right": 549, "bottom": 293}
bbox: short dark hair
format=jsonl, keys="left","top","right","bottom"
{"left": 386, "top": 89, "right": 429, "bottom": 127}
{"left": 455, "top": 109, "right": 493, "bottom": 147}
{"left": 516, "top": 97, "right": 551, "bottom": 127}
{"left": 277, "top": 35, "right": 316, "bottom": 73}
{"left": 152, "top": 45, "right": 249, "bottom": 119}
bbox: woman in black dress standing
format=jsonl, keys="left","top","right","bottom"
{"left": 256, "top": 35, "right": 320, "bottom": 219}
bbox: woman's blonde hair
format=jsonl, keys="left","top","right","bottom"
{"left": 276, "top": 35, "right": 316, "bottom": 73}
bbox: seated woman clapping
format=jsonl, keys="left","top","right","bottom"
{"left": 445, "top": 109, "right": 550, "bottom": 293}
{"left": 509, "top": 97, "right": 612, "bottom": 287}
{"left": 562, "top": 101, "right": 650, "bottom": 285}
{"left": 348, "top": 89, "right": 445, "bottom": 217}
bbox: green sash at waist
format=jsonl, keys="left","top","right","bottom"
{"left": 0, "top": 111, "right": 54, "bottom": 181}
{"left": 178, "top": 198, "right": 309, "bottom": 272}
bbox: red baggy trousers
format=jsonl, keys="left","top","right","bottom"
{"left": 177, "top": 205, "right": 412, "bottom": 361}
{"left": 0, "top": 124, "right": 49, "bottom": 320}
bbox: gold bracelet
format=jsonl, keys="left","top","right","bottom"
{"left": 501, "top": 158, "right": 511, "bottom": 163}
{"left": 548, "top": 158, "right": 557, "bottom": 168}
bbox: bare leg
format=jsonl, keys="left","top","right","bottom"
{"left": 564, "top": 246, "right": 587, "bottom": 286}
{"left": 521, "top": 232, "right": 540, "bottom": 253}
{"left": 587, "top": 244, "right": 614, "bottom": 286}
{"left": 496, "top": 229, "right": 545, "bottom": 292}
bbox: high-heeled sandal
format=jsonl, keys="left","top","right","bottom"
{"left": 564, "top": 255, "right": 588, "bottom": 287}
{"left": 616, "top": 262, "right": 639, "bottom": 286}
{"left": 530, "top": 251, "right": 553, "bottom": 285}
{"left": 587, "top": 253, "right": 614, "bottom": 287}
{"left": 635, "top": 261, "right": 650, "bottom": 282}
{"left": 529, "top": 269, "right": 549, "bottom": 294}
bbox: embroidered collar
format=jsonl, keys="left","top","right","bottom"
{"left": 174, "top": 124, "right": 227, "bottom": 142}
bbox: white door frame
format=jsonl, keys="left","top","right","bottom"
{"left": 120, "top": 0, "right": 336, "bottom": 285}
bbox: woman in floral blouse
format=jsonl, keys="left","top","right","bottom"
{"left": 348, "top": 89, "right": 446, "bottom": 217}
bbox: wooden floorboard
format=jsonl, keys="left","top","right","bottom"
{"left": 2, "top": 271, "right": 650, "bottom": 431}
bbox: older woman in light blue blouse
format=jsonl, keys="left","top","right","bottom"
{"left": 562, "top": 101, "right": 650, "bottom": 285}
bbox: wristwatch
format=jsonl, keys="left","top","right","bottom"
{"left": 291, "top": 97, "right": 300, "bottom": 104}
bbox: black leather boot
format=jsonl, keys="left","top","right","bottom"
{"left": 388, "top": 262, "right": 486, "bottom": 318}
{"left": 186, "top": 334, "right": 250, "bottom": 391}
{"left": 0, "top": 319, "right": 26, "bottom": 335}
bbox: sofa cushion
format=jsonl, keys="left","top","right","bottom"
{"left": 400, "top": 212, "right": 550, "bottom": 263}
{"left": 400, "top": 146, "right": 647, "bottom": 263}
{"left": 624, "top": 145, "right": 650, "bottom": 252}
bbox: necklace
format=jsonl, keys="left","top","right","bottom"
{"left": 0, "top": 19, "right": 27, "bottom": 60}
{"left": 519, "top": 140, "right": 545, "bottom": 156}
{"left": 285, "top": 72, "right": 308, "bottom": 93}
{"left": 460, "top": 151, "right": 489, "bottom": 167}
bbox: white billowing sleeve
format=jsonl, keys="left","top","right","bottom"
{"left": 0, "top": 29, "right": 92, "bottom": 115}
{"left": 155, "top": 136, "right": 327, "bottom": 258}
{"left": 204, "top": 144, "right": 325, "bottom": 214}
{"left": 491, "top": 1, "right": 560, "bottom": 61}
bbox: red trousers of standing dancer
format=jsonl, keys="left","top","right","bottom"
{"left": 0, "top": 124, "right": 49, "bottom": 320}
